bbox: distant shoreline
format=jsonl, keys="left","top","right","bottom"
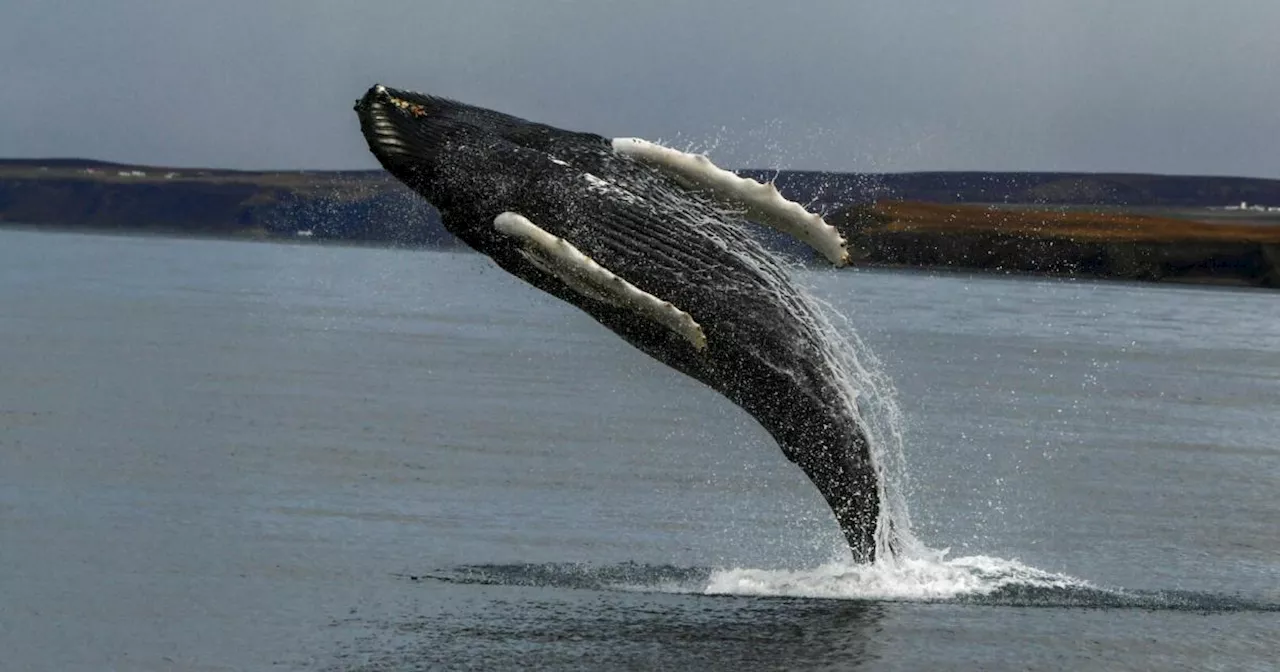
{"left": 4, "top": 157, "right": 1279, "bottom": 289}
{"left": 6, "top": 220, "right": 1277, "bottom": 293}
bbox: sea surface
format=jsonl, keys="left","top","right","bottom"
{"left": 1, "top": 228, "right": 1277, "bottom": 671}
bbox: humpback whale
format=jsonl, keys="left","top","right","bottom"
{"left": 355, "top": 85, "right": 886, "bottom": 563}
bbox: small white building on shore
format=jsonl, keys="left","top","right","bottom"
{"left": 1221, "top": 201, "right": 1280, "bottom": 212}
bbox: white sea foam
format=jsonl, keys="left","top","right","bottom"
{"left": 702, "top": 553, "right": 1090, "bottom": 602}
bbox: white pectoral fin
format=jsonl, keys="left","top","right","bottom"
{"left": 611, "top": 137, "right": 849, "bottom": 267}
{"left": 493, "top": 212, "right": 707, "bottom": 351}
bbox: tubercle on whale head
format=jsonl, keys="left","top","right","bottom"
{"left": 353, "top": 84, "right": 441, "bottom": 120}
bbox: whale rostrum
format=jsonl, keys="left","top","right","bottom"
{"left": 494, "top": 211, "right": 708, "bottom": 351}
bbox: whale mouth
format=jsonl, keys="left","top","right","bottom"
{"left": 355, "top": 84, "right": 474, "bottom": 179}
{"left": 354, "top": 85, "right": 421, "bottom": 165}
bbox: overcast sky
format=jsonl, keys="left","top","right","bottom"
{"left": 2, "top": 0, "right": 1277, "bottom": 176}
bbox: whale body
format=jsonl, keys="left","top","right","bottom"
{"left": 355, "top": 85, "right": 885, "bottom": 562}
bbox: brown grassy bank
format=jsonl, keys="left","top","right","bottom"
{"left": 830, "top": 201, "right": 1280, "bottom": 287}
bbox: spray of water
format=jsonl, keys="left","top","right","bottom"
{"left": 636, "top": 135, "right": 920, "bottom": 564}
{"left": 701, "top": 231, "right": 1095, "bottom": 594}
{"left": 425, "top": 561, "right": 1279, "bottom": 610}
{"left": 803, "top": 287, "right": 927, "bottom": 563}
{"left": 503, "top": 124, "right": 1085, "bottom": 595}
{"left": 633, "top": 155, "right": 925, "bottom": 565}
{"left": 645, "top": 156, "right": 1094, "bottom": 596}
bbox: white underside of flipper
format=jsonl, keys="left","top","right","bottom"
{"left": 610, "top": 137, "right": 849, "bottom": 267}
{"left": 493, "top": 212, "right": 707, "bottom": 351}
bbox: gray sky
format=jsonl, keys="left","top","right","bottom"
{"left": 3, "top": 0, "right": 1277, "bottom": 176}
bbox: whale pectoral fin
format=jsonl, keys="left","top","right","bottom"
{"left": 493, "top": 212, "right": 708, "bottom": 351}
{"left": 610, "top": 137, "right": 851, "bottom": 267}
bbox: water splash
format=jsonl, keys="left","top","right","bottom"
{"left": 704, "top": 554, "right": 1080, "bottom": 601}
{"left": 631, "top": 140, "right": 926, "bottom": 563}
{"left": 801, "top": 284, "right": 926, "bottom": 562}
{"left": 415, "top": 562, "right": 1280, "bottom": 612}
{"left": 563, "top": 132, "right": 990, "bottom": 566}
{"left": 677, "top": 180, "right": 926, "bottom": 563}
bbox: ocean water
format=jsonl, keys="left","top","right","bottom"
{"left": 1, "top": 228, "right": 1277, "bottom": 670}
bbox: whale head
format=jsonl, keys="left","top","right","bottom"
{"left": 355, "top": 84, "right": 629, "bottom": 257}
{"left": 355, "top": 84, "right": 554, "bottom": 253}
{"left": 356, "top": 85, "right": 485, "bottom": 208}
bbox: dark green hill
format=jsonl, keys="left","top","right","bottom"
{"left": 0, "top": 159, "right": 453, "bottom": 247}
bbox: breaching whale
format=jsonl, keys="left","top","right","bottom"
{"left": 355, "top": 85, "right": 886, "bottom": 563}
